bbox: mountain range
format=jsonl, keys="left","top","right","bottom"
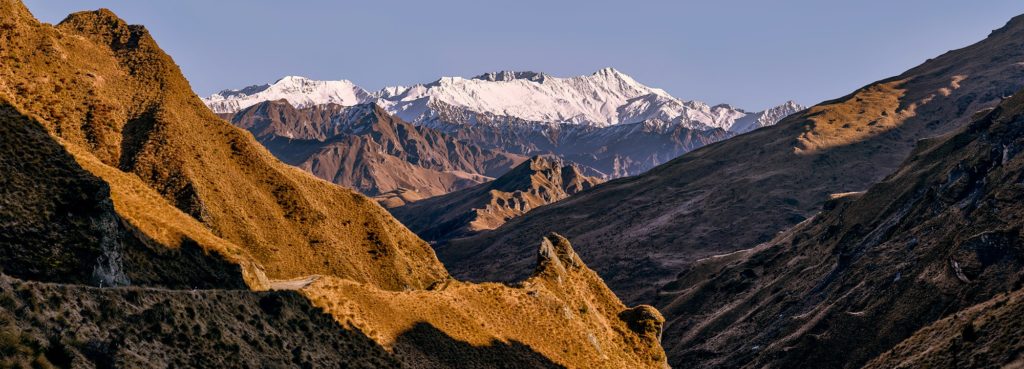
{"left": 206, "top": 68, "right": 800, "bottom": 133}
{"left": 208, "top": 69, "right": 804, "bottom": 187}
{"left": 226, "top": 100, "right": 526, "bottom": 200}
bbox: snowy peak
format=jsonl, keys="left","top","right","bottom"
{"left": 202, "top": 75, "right": 373, "bottom": 114}
{"left": 213, "top": 83, "right": 271, "bottom": 100}
{"left": 203, "top": 69, "right": 801, "bottom": 133}
{"left": 375, "top": 67, "right": 680, "bottom": 128}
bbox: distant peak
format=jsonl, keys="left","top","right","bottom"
{"left": 215, "top": 83, "right": 270, "bottom": 98}
{"left": 274, "top": 75, "right": 312, "bottom": 84}
{"left": 768, "top": 100, "right": 806, "bottom": 112}
{"left": 594, "top": 67, "right": 626, "bottom": 77}
{"left": 472, "top": 71, "right": 547, "bottom": 82}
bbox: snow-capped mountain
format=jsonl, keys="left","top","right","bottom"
{"left": 728, "top": 100, "right": 806, "bottom": 133}
{"left": 377, "top": 68, "right": 677, "bottom": 128}
{"left": 202, "top": 68, "right": 803, "bottom": 133}
{"left": 204, "top": 76, "right": 374, "bottom": 114}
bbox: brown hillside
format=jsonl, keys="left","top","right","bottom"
{"left": 227, "top": 100, "right": 526, "bottom": 201}
{"left": 391, "top": 156, "right": 603, "bottom": 242}
{"left": 439, "top": 13, "right": 1024, "bottom": 305}
{"left": 0, "top": 2, "right": 668, "bottom": 367}
{"left": 656, "top": 91, "right": 1024, "bottom": 368}
{"left": 0, "top": 1, "right": 448, "bottom": 290}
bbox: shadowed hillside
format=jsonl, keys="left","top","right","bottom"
{"left": 657, "top": 91, "right": 1024, "bottom": 368}
{"left": 439, "top": 14, "right": 1024, "bottom": 306}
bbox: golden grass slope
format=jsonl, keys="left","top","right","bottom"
{"left": 0, "top": 0, "right": 447, "bottom": 290}
{"left": 301, "top": 234, "right": 665, "bottom": 369}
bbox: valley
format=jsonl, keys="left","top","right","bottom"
{"left": 3, "top": 1, "right": 1024, "bottom": 368}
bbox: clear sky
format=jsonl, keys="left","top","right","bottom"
{"left": 22, "top": 0, "right": 1024, "bottom": 110}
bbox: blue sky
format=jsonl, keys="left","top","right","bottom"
{"left": 23, "top": 0, "right": 1024, "bottom": 110}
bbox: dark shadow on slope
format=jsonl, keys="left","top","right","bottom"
{"left": 392, "top": 322, "right": 565, "bottom": 369}
{"left": 0, "top": 275, "right": 564, "bottom": 369}
{"left": 0, "top": 101, "right": 246, "bottom": 289}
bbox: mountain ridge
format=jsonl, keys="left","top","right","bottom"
{"left": 204, "top": 68, "right": 803, "bottom": 133}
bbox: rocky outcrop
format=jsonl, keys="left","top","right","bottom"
{"left": 390, "top": 156, "right": 603, "bottom": 242}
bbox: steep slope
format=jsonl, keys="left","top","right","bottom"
{"left": 0, "top": 98, "right": 258, "bottom": 289}
{"left": 0, "top": 3, "right": 667, "bottom": 367}
{"left": 655, "top": 89, "right": 1024, "bottom": 368}
{"left": 864, "top": 286, "right": 1024, "bottom": 368}
{"left": 391, "top": 156, "right": 603, "bottom": 242}
{"left": 439, "top": 14, "right": 1024, "bottom": 305}
{"left": 227, "top": 100, "right": 526, "bottom": 199}
{"left": 0, "top": 3, "right": 447, "bottom": 290}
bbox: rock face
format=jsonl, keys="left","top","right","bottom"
{"left": 656, "top": 89, "right": 1024, "bottom": 368}
{"left": 0, "top": 2, "right": 666, "bottom": 368}
{"left": 226, "top": 100, "right": 526, "bottom": 200}
{"left": 438, "top": 13, "right": 1024, "bottom": 306}
{"left": 390, "top": 156, "right": 604, "bottom": 242}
